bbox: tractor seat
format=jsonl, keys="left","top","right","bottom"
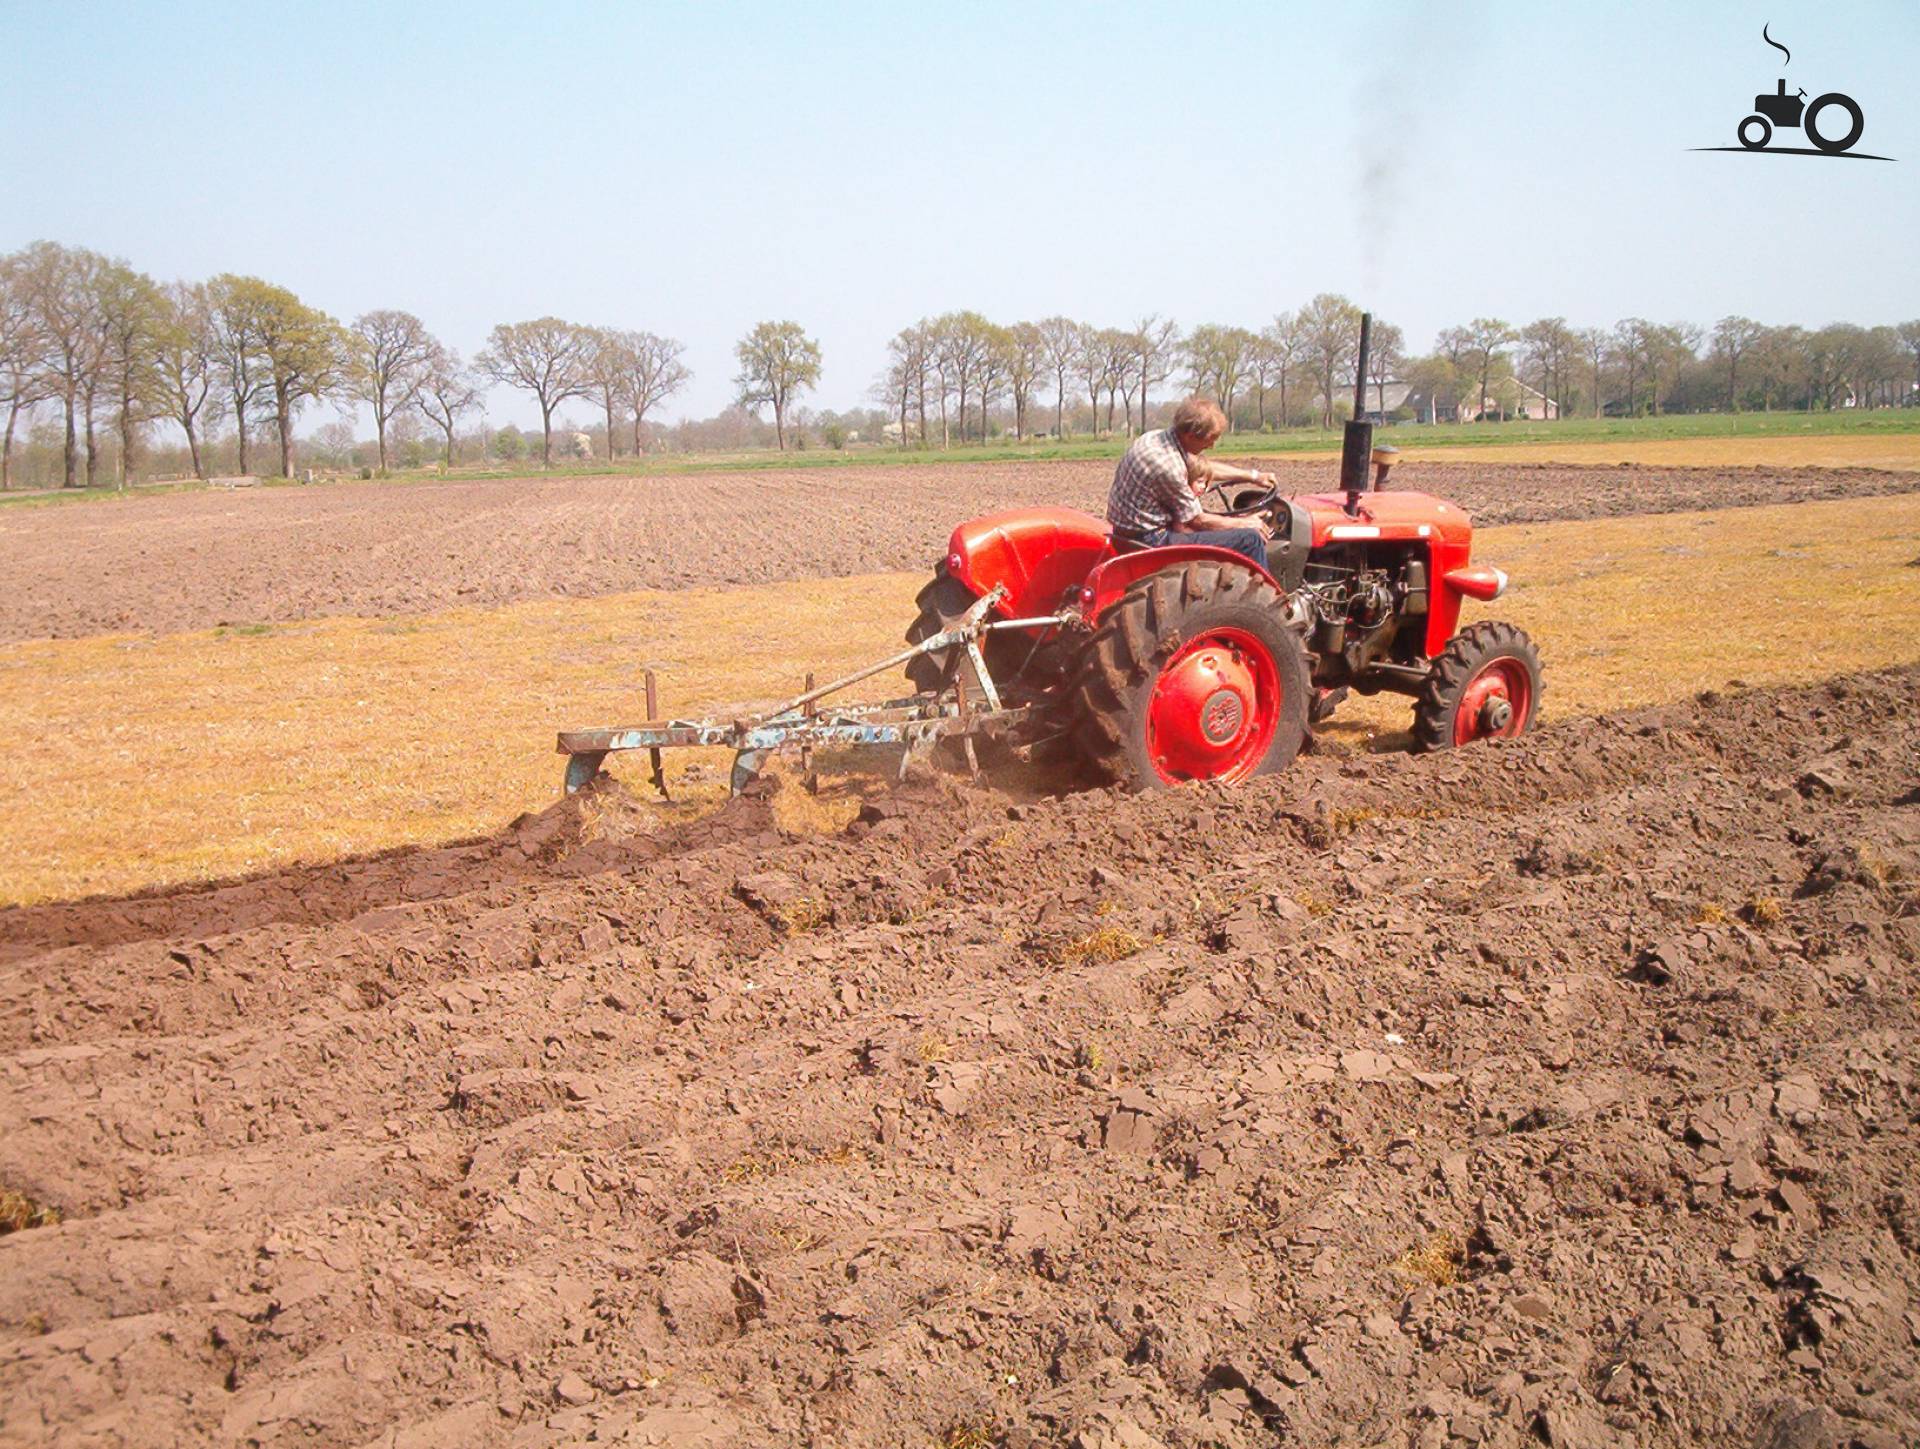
{"left": 1109, "top": 529, "right": 1153, "bottom": 556}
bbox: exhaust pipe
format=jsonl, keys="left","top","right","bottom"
{"left": 1340, "top": 311, "right": 1374, "bottom": 515}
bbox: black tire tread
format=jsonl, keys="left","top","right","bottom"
{"left": 903, "top": 565, "right": 979, "bottom": 694}
{"left": 1410, "top": 620, "right": 1543, "bottom": 753}
{"left": 1066, "top": 562, "right": 1306, "bottom": 787}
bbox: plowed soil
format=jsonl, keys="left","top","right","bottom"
{"left": 3, "top": 667, "right": 1917, "bottom": 1447}
{"left": 2, "top": 459, "right": 1915, "bottom": 640}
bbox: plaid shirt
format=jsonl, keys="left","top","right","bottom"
{"left": 1106, "top": 428, "right": 1203, "bottom": 534}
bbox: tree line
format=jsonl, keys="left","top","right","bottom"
{"left": 0, "top": 240, "right": 698, "bottom": 488}
{"left": 6, "top": 237, "right": 1919, "bottom": 489}
{"left": 875, "top": 302, "right": 1362, "bottom": 444}
{"left": 875, "top": 299, "right": 1920, "bottom": 444}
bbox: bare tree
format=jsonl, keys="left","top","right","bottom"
{"left": 154, "top": 282, "right": 219, "bottom": 480}
{"left": 1076, "top": 326, "right": 1107, "bottom": 436}
{"left": 1404, "top": 354, "right": 1457, "bottom": 426}
{"left": 584, "top": 329, "right": 631, "bottom": 461}
{"left": 1650, "top": 321, "right": 1701, "bottom": 415}
{"left": 1004, "top": 321, "right": 1047, "bottom": 441}
{"left": 1298, "top": 292, "right": 1362, "bottom": 426}
{"left": 1611, "top": 318, "right": 1655, "bottom": 418}
{"left": 1182, "top": 324, "right": 1255, "bottom": 424}
{"left": 1431, "top": 325, "right": 1474, "bottom": 421}
{"left": 1099, "top": 328, "right": 1133, "bottom": 432}
{"left": 1132, "top": 315, "right": 1180, "bottom": 433}
{"left": 880, "top": 322, "right": 933, "bottom": 445}
{"left": 976, "top": 321, "right": 1009, "bottom": 442}
{"left": 1575, "top": 327, "right": 1609, "bottom": 417}
{"left": 0, "top": 253, "right": 52, "bottom": 490}
{"left": 89, "top": 261, "right": 165, "bottom": 486}
{"left": 1518, "top": 318, "right": 1575, "bottom": 419}
{"left": 478, "top": 318, "right": 595, "bottom": 466}
{"left": 1855, "top": 325, "right": 1904, "bottom": 408}
{"left": 208, "top": 274, "right": 274, "bottom": 474}
{"left": 933, "top": 313, "right": 988, "bottom": 445}
{"left": 1710, "top": 316, "right": 1764, "bottom": 411}
{"left": 1036, "top": 317, "right": 1082, "bottom": 438}
{"left": 1365, "top": 320, "right": 1404, "bottom": 418}
{"left": 237, "top": 279, "right": 348, "bottom": 476}
{"left": 1462, "top": 318, "right": 1516, "bottom": 422}
{"left": 1259, "top": 311, "right": 1305, "bottom": 428}
{"left": 873, "top": 343, "right": 915, "bottom": 447}
{"left": 350, "top": 309, "right": 438, "bottom": 473}
{"left": 1744, "top": 324, "right": 1805, "bottom": 412}
{"left": 17, "top": 241, "right": 106, "bottom": 488}
{"left": 732, "top": 319, "right": 821, "bottom": 451}
{"left": 416, "top": 347, "right": 483, "bottom": 466}
{"left": 615, "top": 331, "right": 690, "bottom": 453}
{"left": 1898, "top": 321, "right": 1920, "bottom": 405}
{"left": 927, "top": 322, "right": 954, "bottom": 448}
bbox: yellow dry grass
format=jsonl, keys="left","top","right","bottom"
{"left": 0, "top": 1188, "right": 61, "bottom": 1234}
{"left": 1393, "top": 1230, "right": 1465, "bottom": 1287}
{"left": 0, "top": 574, "right": 915, "bottom": 906}
{"left": 1391, "top": 434, "right": 1920, "bottom": 472}
{"left": 1, "top": 493, "right": 1918, "bottom": 907}
{"left": 1054, "top": 924, "right": 1148, "bottom": 968}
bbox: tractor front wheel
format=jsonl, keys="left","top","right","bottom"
{"left": 1412, "top": 621, "right": 1542, "bottom": 752}
{"left": 1067, "top": 563, "right": 1308, "bottom": 789}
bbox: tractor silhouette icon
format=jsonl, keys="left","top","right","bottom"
{"left": 1693, "top": 23, "right": 1889, "bottom": 160}
{"left": 1741, "top": 78, "right": 1864, "bottom": 154}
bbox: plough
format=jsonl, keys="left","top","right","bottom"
{"left": 555, "top": 585, "right": 1081, "bottom": 797}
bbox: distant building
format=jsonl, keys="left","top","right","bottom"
{"left": 1460, "top": 380, "right": 1560, "bottom": 422}
{"left": 1358, "top": 379, "right": 1416, "bottom": 423}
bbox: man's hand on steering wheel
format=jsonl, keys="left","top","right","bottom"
{"left": 1215, "top": 471, "right": 1281, "bottom": 517}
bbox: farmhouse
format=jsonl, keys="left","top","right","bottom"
{"left": 1401, "top": 379, "right": 1562, "bottom": 424}
{"left": 1358, "top": 379, "right": 1417, "bottom": 423}
{"left": 1463, "top": 380, "right": 1560, "bottom": 422}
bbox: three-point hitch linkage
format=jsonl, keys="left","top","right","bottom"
{"left": 555, "top": 585, "right": 1081, "bottom": 797}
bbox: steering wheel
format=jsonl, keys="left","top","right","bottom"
{"left": 1212, "top": 480, "right": 1280, "bottom": 516}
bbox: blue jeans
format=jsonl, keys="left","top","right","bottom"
{"left": 1136, "top": 526, "right": 1269, "bottom": 572}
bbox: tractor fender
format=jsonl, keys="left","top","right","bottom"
{"left": 946, "top": 506, "right": 1113, "bottom": 619}
{"left": 1078, "top": 545, "right": 1284, "bottom": 624}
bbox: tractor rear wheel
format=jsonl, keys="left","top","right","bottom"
{"left": 902, "top": 563, "right": 1031, "bottom": 700}
{"left": 1067, "top": 562, "right": 1309, "bottom": 789}
{"left": 1411, "top": 621, "right": 1542, "bottom": 752}
{"left": 902, "top": 564, "right": 976, "bottom": 694}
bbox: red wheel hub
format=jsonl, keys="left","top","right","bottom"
{"left": 1146, "top": 628, "right": 1281, "bottom": 783}
{"left": 1453, "top": 657, "right": 1534, "bottom": 746}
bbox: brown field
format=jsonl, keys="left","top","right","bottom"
{"left": 1, "top": 456, "right": 1916, "bottom": 641}
{"left": 1, "top": 460, "right": 1918, "bottom": 1447}
{"left": 1, "top": 668, "right": 1916, "bottom": 1445}
{"left": 1393, "top": 432, "right": 1920, "bottom": 472}
{"left": 1, "top": 492, "right": 1917, "bottom": 907}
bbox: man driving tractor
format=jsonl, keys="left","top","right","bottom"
{"left": 1106, "top": 397, "right": 1274, "bottom": 568}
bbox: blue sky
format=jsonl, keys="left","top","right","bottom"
{"left": 3, "top": 0, "right": 1914, "bottom": 429}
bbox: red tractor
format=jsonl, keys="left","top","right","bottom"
{"left": 900, "top": 321, "right": 1540, "bottom": 790}
{"left": 554, "top": 315, "right": 1542, "bottom": 800}
{"left": 901, "top": 456, "right": 1539, "bottom": 789}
